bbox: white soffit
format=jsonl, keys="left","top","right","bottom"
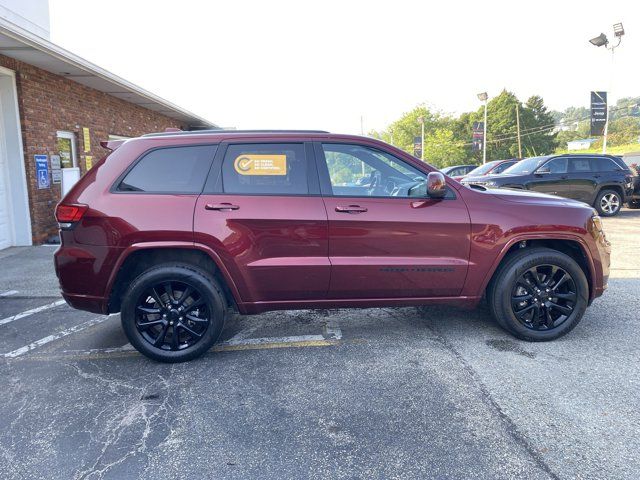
{"left": 0, "top": 17, "right": 216, "bottom": 128}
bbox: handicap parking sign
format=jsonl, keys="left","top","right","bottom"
{"left": 35, "top": 155, "right": 50, "bottom": 189}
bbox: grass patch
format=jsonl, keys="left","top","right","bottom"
{"left": 555, "top": 143, "right": 640, "bottom": 155}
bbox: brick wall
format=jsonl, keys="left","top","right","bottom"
{"left": 0, "top": 54, "right": 185, "bottom": 243}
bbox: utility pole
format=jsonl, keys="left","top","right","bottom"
{"left": 602, "top": 48, "right": 614, "bottom": 154}
{"left": 417, "top": 115, "right": 425, "bottom": 161}
{"left": 516, "top": 103, "right": 523, "bottom": 159}
{"left": 477, "top": 92, "right": 489, "bottom": 163}
{"left": 483, "top": 100, "right": 488, "bottom": 163}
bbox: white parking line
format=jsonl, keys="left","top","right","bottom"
{"left": 323, "top": 321, "right": 343, "bottom": 340}
{"left": 218, "top": 334, "right": 327, "bottom": 347}
{"left": 60, "top": 344, "right": 136, "bottom": 355}
{"left": 0, "top": 299, "right": 66, "bottom": 327}
{"left": 225, "top": 324, "right": 261, "bottom": 343}
{"left": 6, "top": 319, "right": 344, "bottom": 359}
{"left": 2, "top": 316, "right": 107, "bottom": 358}
{"left": 0, "top": 290, "right": 18, "bottom": 297}
{"left": 221, "top": 319, "right": 343, "bottom": 347}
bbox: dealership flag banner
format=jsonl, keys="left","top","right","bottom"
{"left": 472, "top": 122, "right": 484, "bottom": 151}
{"left": 413, "top": 136, "right": 422, "bottom": 158}
{"left": 590, "top": 91, "right": 607, "bottom": 136}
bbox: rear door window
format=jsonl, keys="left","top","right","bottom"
{"left": 569, "top": 158, "right": 592, "bottom": 173}
{"left": 221, "top": 143, "right": 309, "bottom": 195}
{"left": 118, "top": 145, "right": 217, "bottom": 193}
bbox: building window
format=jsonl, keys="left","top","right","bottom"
{"left": 56, "top": 131, "right": 77, "bottom": 168}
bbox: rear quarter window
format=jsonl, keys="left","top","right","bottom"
{"left": 118, "top": 145, "right": 216, "bottom": 193}
{"left": 591, "top": 157, "right": 621, "bottom": 172}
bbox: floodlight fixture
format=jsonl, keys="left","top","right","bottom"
{"left": 589, "top": 33, "right": 608, "bottom": 47}
{"left": 613, "top": 23, "right": 624, "bottom": 38}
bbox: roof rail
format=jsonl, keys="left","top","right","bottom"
{"left": 142, "top": 129, "right": 330, "bottom": 138}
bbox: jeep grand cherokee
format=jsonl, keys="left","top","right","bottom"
{"left": 54, "top": 130, "right": 611, "bottom": 362}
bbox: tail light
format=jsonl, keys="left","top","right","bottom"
{"left": 55, "top": 203, "right": 88, "bottom": 228}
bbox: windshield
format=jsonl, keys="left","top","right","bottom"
{"left": 502, "top": 156, "right": 548, "bottom": 175}
{"left": 467, "top": 160, "right": 500, "bottom": 176}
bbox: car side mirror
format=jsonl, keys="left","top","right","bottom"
{"left": 427, "top": 172, "right": 447, "bottom": 199}
{"left": 536, "top": 166, "right": 550, "bottom": 175}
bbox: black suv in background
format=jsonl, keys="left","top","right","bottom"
{"left": 461, "top": 154, "right": 633, "bottom": 216}
{"left": 620, "top": 152, "right": 640, "bottom": 208}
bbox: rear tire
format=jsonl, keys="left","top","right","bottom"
{"left": 594, "top": 189, "right": 622, "bottom": 217}
{"left": 121, "top": 264, "right": 226, "bottom": 363}
{"left": 627, "top": 199, "right": 640, "bottom": 209}
{"left": 487, "top": 248, "right": 588, "bottom": 342}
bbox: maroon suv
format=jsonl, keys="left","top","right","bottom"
{"left": 54, "top": 130, "right": 611, "bottom": 362}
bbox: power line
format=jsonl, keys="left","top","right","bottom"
{"left": 488, "top": 102, "right": 638, "bottom": 141}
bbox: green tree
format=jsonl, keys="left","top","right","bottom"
{"left": 467, "top": 90, "right": 520, "bottom": 160}
{"left": 555, "top": 120, "right": 590, "bottom": 150}
{"left": 422, "top": 128, "right": 466, "bottom": 168}
{"left": 558, "top": 105, "right": 589, "bottom": 125}
{"left": 608, "top": 116, "right": 640, "bottom": 144}
{"left": 521, "top": 95, "right": 558, "bottom": 156}
{"left": 369, "top": 104, "right": 444, "bottom": 156}
{"left": 466, "top": 90, "right": 557, "bottom": 159}
{"left": 611, "top": 96, "right": 640, "bottom": 120}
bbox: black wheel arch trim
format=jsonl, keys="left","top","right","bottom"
{"left": 475, "top": 234, "right": 596, "bottom": 301}
{"left": 106, "top": 242, "right": 242, "bottom": 314}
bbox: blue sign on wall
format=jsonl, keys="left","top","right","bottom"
{"left": 35, "top": 155, "right": 50, "bottom": 189}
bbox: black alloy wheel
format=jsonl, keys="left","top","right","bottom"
{"left": 511, "top": 264, "right": 576, "bottom": 331}
{"left": 135, "top": 280, "right": 210, "bottom": 351}
{"left": 487, "top": 247, "right": 588, "bottom": 342}
{"left": 121, "top": 264, "right": 226, "bottom": 362}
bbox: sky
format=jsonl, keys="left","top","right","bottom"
{"left": 49, "top": 0, "right": 640, "bottom": 133}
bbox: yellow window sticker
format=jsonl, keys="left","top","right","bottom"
{"left": 234, "top": 154, "right": 287, "bottom": 176}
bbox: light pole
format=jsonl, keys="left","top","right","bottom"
{"left": 589, "top": 23, "right": 625, "bottom": 153}
{"left": 417, "top": 115, "right": 425, "bottom": 161}
{"left": 477, "top": 92, "right": 488, "bottom": 163}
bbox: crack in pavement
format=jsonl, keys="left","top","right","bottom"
{"left": 413, "top": 310, "right": 560, "bottom": 480}
{"left": 68, "top": 362, "right": 182, "bottom": 480}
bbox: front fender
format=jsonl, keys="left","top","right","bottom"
{"left": 469, "top": 234, "right": 596, "bottom": 300}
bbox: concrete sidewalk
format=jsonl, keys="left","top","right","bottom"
{"left": 0, "top": 246, "right": 60, "bottom": 298}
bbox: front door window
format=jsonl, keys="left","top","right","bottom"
{"left": 321, "top": 143, "right": 426, "bottom": 198}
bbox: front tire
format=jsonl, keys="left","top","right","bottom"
{"left": 594, "top": 189, "right": 622, "bottom": 216}
{"left": 121, "top": 264, "right": 226, "bottom": 363}
{"left": 487, "top": 248, "right": 588, "bottom": 341}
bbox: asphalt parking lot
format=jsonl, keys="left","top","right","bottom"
{"left": 1, "top": 210, "right": 639, "bottom": 480}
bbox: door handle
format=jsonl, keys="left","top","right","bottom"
{"left": 335, "top": 205, "right": 368, "bottom": 214}
{"left": 205, "top": 203, "right": 239, "bottom": 211}
{"left": 561, "top": 175, "right": 568, "bottom": 179}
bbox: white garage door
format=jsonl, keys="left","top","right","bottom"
{"left": 0, "top": 107, "right": 12, "bottom": 250}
